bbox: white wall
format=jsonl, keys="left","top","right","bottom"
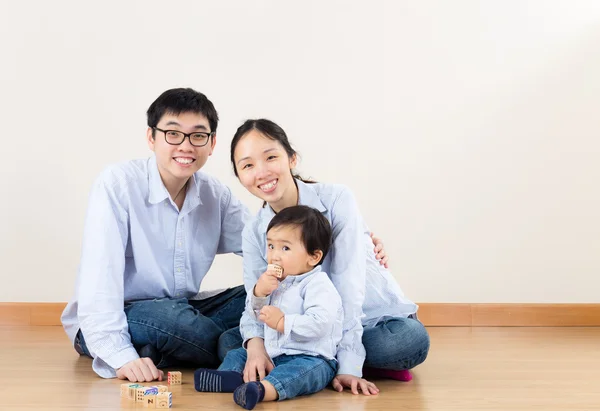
{"left": 0, "top": 0, "right": 598, "bottom": 303}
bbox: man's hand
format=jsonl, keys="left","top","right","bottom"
{"left": 259, "top": 305, "right": 284, "bottom": 331}
{"left": 253, "top": 269, "right": 280, "bottom": 297}
{"left": 370, "top": 232, "right": 389, "bottom": 268}
{"left": 332, "top": 374, "right": 379, "bottom": 396}
{"left": 116, "top": 358, "right": 163, "bottom": 382}
{"left": 244, "top": 338, "right": 275, "bottom": 382}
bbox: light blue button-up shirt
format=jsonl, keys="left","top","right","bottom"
{"left": 61, "top": 156, "right": 249, "bottom": 378}
{"left": 245, "top": 266, "right": 343, "bottom": 361}
{"left": 240, "top": 179, "right": 418, "bottom": 376}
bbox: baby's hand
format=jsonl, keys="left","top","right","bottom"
{"left": 259, "top": 306, "right": 285, "bottom": 331}
{"left": 253, "top": 268, "right": 281, "bottom": 297}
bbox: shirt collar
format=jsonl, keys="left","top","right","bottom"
{"left": 147, "top": 155, "right": 203, "bottom": 206}
{"left": 296, "top": 179, "right": 327, "bottom": 213}
{"left": 281, "top": 265, "right": 322, "bottom": 284}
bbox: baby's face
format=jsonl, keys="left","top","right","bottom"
{"left": 266, "top": 224, "right": 314, "bottom": 277}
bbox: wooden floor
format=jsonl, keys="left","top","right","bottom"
{"left": 1, "top": 326, "right": 598, "bottom": 410}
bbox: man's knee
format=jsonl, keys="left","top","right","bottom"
{"left": 126, "top": 298, "right": 223, "bottom": 342}
{"left": 125, "top": 298, "right": 187, "bottom": 321}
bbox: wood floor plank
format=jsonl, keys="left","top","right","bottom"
{"left": 0, "top": 326, "right": 598, "bottom": 410}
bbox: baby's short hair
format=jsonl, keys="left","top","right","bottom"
{"left": 267, "top": 205, "right": 332, "bottom": 265}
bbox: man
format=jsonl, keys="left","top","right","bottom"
{"left": 61, "top": 88, "right": 249, "bottom": 381}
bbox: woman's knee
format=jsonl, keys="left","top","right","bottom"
{"left": 364, "top": 317, "right": 430, "bottom": 368}
{"left": 389, "top": 318, "right": 429, "bottom": 354}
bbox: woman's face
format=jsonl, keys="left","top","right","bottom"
{"left": 233, "top": 130, "right": 298, "bottom": 211}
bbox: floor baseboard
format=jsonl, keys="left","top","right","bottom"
{"left": 1, "top": 302, "right": 599, "bottom": 326}
{"left": 417, "top": 303, "right": 600, "bottom": 326}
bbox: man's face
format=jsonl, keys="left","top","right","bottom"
{"left": 147, "top": 111, "right": 216, "bottom": 184}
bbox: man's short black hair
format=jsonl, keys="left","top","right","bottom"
{"left": 267, "top": 205, "right": 332, "bottom": 266}
{"left": 146, "top": 88, "right": 219, "bottom": 134}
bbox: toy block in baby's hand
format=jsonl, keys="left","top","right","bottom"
{"left": 156, "top": 392, "right": 172, "bottom": 408}
{"left": 167, "top": 371, "right": 182, "bottom": 385}
{"left": 268, "top": 264, "right": 284, "bottom": 278}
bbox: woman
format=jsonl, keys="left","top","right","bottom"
{"left": 230, "top": 119, "right": 429, "bottom": 395}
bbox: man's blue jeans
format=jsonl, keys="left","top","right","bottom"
{"left": 218, "top": 315, "right": 430, "bottom": 372}
{"left": 220, "top": 348, "right": 337, "bottom": 401}
{"left": 75, "top": 285, "right": 246, "bottom": 369}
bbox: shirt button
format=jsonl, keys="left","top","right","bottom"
{"left": 178, "top": 242, "right": 182, "bottom": 247}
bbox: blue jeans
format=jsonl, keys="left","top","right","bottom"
{"left": 75, "top": 285, "right": 246, "bottom": 368}
{"left": 363, "top": 316, "right": 430, "bottom": 370}
{"left": 220, "top": 348, "right": 337, "bottom": 401}
{"left": 218, "top": 315, "right": 429, "bottom": 372}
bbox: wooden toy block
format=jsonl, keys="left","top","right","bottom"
{"left": 143, "top": 394, "right": 157, "bottom": 408}
{"left": 137, "top": 386, "right": 159, "bottom": 402}
{"left": 120, "top": 383, "right": 132, "bottom": 398}
{"left": 128, "top": 384, "right": 143, "bottom": 400}
{"left": 167, "top": 371, "right": 182, "bottom": 385}
{"left": 268, "top": 264, "right": 284, "bottom": 278}
{"left": 156, "top": 392, "right": 172, "bottom": 408}
{"left": 155, "top": 385, "right": 169, "bottom": 393}
{"left": 136, "top": 387, "right": 146, "bottom": 402}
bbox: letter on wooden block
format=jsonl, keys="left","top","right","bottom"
{"left": 144, "top": 394, "right": 157, "bottom": 408}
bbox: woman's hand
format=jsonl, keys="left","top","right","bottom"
{"left": 370, "top": 232, "right": 389, "bottom": 268}
{"left": 332, "top": 374, "right": 380, "bottom": 395}
{"left": 243, "top": 338, "right": 275, "bottom": 382}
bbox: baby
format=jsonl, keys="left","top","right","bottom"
{"left": 194, "top": 205, "right": 343, "bottom": 409}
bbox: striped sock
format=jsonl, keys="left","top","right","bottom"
{"left": 194, "top": 369, "right": 244, "bottom": 392}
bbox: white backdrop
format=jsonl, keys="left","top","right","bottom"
{"left": 1, "top": 0, "right": 599, "bottom": 302}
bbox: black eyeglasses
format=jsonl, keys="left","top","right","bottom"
{"left": 153, "top": 127, "right": 214, "bottom": 147}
